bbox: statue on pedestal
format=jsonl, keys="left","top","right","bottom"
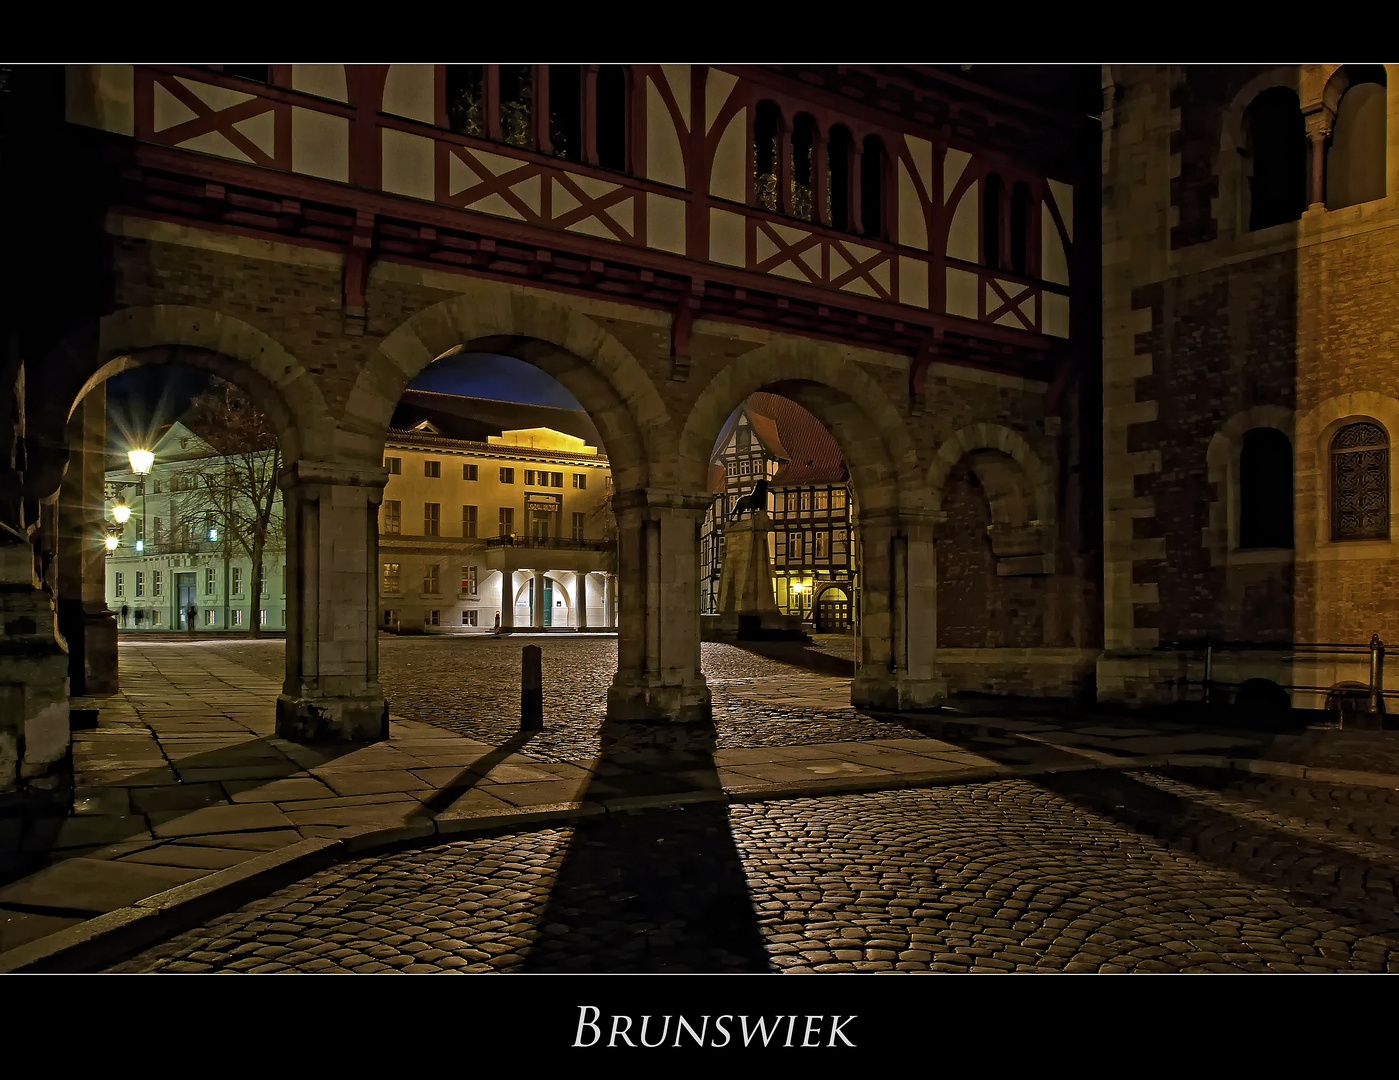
{"left": 707, "top": 479, "right": 808, "bottom": 642}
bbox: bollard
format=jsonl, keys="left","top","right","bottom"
{"left": 521, "top": 644, "right": 543, "bottom": 730}
{"left": 1368, "top": 633, "right": 1385, "bottom": 727}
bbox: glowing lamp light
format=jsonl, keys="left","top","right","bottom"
{"left": 104, "top": 533, "right": 120, "bottom": 552}
{"left": 112, "top": 499, "right": 131, "bottom": 524}
{"left": 135, "top": 540, "right": 145, "bottom": 553}
{"left": 790, "top": 581, "right": 804, "bottom": 594}
{"left": 128, "top": 449, "right": 155, "bottom": 476}
{"left": 208, "top": 528, "right": 218, "bottom": 541}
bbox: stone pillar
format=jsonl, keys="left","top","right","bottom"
{"left": 276, "top": 460, "right": 389, "bottom": 743}
{"left": 602, "top": 572, "right": 613, "bottom": 628}
{"left": 532, "top": 570, "right": 546, "bottom": 629}
{"left": 55, "top": 385, "right": 118, "bottom": 696}
{"left": 1, "top": 358, "right": 71, "bottom": 808}
{"left": 576, "top": 570, "right": 589, "bottom": 630}
{"left": 604, "top": 489, "right": 711, "bottom": 756}
{"left": 500, "top": 570, "right": 516, "bottom": 630}
{"left": 850, "top": 509, "right": 947, "bottom": 711}
{"left": 1304, "top": 109, "right": 1333, "bottom": 209}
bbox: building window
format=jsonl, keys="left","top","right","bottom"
{"left": 827, "top": 124, "right": 855, "bottom": 231}
{"left": 754, "top": 100, "right": 781, "bottom": 212}
{"left": 1244, "top": 86, "right": 1306, "bottom": 231}
{"left": 790, "top": 112, "right": 818, "bottom": 222}
{"left": 233, "top": 609, "right": 244, "bottom": 626}
{"left": 524, "top": 470, "right": 537, "bottom": 486}
{"left": 500, "top": 468, "right": 515, "bottom": 484}
{"left": 815, "top": 531, "right": 829, "bottom": 559}
{"left": 1326, "top": 67, "right": 1388, "bottom": 210}
{"left": 385, "top": 457, "right": 401, "bottom": 474}
{"left": 464, "top": 463, "right": 478, "bottom": 481}
{"left": 463, "top": 505, "right": 478, "bottom": 538}
{"left": 572, "top": 512, "right": 586, "bottom": 541}
{"left": 499, "top": 507, "right": 514, "bottom": 535}
{"left": 462, "top": 609, "right": 478, "bottom": 626}
{"left": 424, "top": 460, "right": 441, "bottom": 478}
{"left": 152, "top": 610, "right": 161, "bottom": 626}
{"left": 383, "top": 608, "right": 398, "bottom": 627}
{"left": 424, "top": 502, "right": 441, "bottom": 536}
{"left": 205, "top": 609, "right": 216, "bottom": 626}
{"left": 1331, "top": 421, "right": 1390, "bottom": 541}
{"left": 596, "top": 66, "right": 629, "bottom": 172}
{"left": 573, "top": 473, "right": 587, "bottom": 489}
{"left": 832, "top": 488, "right": 847, "bottom": 510}
{"left": 260, "top": 609, "right": 269, "bottom": 626}
{"left": 205, "top": 567, "right": 215, "bottom": 595}
{"left": 815, "top": 489, "right": 829, "bottom": 512}
{"left": 499, "top": 64, "right": 534, "bottom": 149}
{"left": 383, "top": 562, "right": 401, "bottom": 593}
{"left": 382, "top": 500, "right": 401, "bottom": 534}
{"left": 1239, "top": 428, "right": 1294, "bottom": 549}
{"left": 461, "top": 565, "right": 478, "bottom": 595}
{"left": 1010, "top": 182, "right": 1032, "bottom": 276}
{"left": 425, "top": 609, "right": 441, "bottom": 627}
{"left": 800, "top": 490, "right": 812, "bottom": 512}
{"left": 232, "top": 567, "right": 242, "bottom": 595}
{"left": 983, "top": 173, "right": 1003, "bottom": 269}
{"left": 136, "top": 571, "right": 144, "bottom": 597}
{"left": 153, "top": 570, "right": 163, "bottom": 597}
{"left": 860, "top": 135, "right": 888, "bottom": 240}
{"left": 446, "top": 64, "right": 485, "bottom": 136}
{"left": 153, "top": 517, "right": 163, "bottom": 544}
{"left": 424, "top": 564, "right": 440, "bottom": 595}
{"left": 551, "top": 472, "right": 563, "bottom": 487}
{"left": 115, "top": 572, "right": 124, "bottom": 598}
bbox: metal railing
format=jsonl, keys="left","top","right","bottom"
{"left": 1155, "top": 634, "right": 1389, "bottom": 724}
{"left": 484, "top": 535, "right": 614, "bottom": 552}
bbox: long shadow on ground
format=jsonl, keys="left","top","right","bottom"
{"left": 517, "top": 720, "right": 774, "bottom": 973}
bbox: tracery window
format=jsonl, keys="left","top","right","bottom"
{"left": 754, "top": 101, "right": 781, "bottom": 212}
{"left": 446, "top": 65, "right": 485, "bottom": 137}
{"left": 790, "top": 113, "right": 818, "bottom": 222}
{"left": 1331, "top": 421, "right": 1390, "bottom": 541}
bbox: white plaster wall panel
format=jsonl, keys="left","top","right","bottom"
{"left": 754, "top": 228, "right": 780, "bottom": 265}
{"left": 647, "top": 192, "right": 687, "bottom": 254}
{"left": 898, "top": 256, "right": 928, "bottom": 308}
{"left": 382, "top": 65, "right": 435, "bottom": 124}
{"left": 946, "top": 267, "right": 979, "bottom": 318}
{"left": 646, "top": 75, "right": 687, "bottom": 188}
{"left": 1048, "top": 178, "right": 1073, "bottom": 241}
{"left": 705, "top": 69, "right": 737, "bottom": 129}
{"left": 175, "top": 77, "right": 257, "bottom": 116}
{"left": 709, "top": 111, "right": 747, "bottom": 201}
{"left": 1041, "top": 206, "right": 1070, "bottom": 284}
{"left": 604, "top": 198, "right": 634, "bottom": 235}
{"left": 152, "top": 80, "right": 199, "bottom": 130}
{"left": 175, "top": 128, "right": 253, "bottom": 164}
{"left": 946, "top": 185, "right": 979, "bottom": 263}
{"left": 381, "top": 128, "right": 436, "bottom": 202}
{"left": 292, "top": 109, "right": 349, "bottom": 183}
{"left": 897, "top": 160, "right": 928, "bottom": 250}
{"left": 906, "top": 135, "right": 934, "bottom": 195}
{"left": 768, "top": 261, "right": 810, "bottom": 283}
{"left": 944, "top": 148, "right": 971, "bottom": 197}
{"left": 709, "top": 208, "right": 745, "bottom": 266}
{"left": 829, "top": 247, "right": 850, "bottom": 280}
{"left": 1042, "top": 292, "right": 1070, "bottom": 338}
{"left": 65, "top": 65, "right": 134, "bottom": 134}
{"left": 661, "top": 65, "right": 691, "bottom": 124}
{"left": 292, "top": 65, "right": 349, "bottom": 103}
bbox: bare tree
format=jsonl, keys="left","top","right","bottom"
{"left": 172, "top": 379, "right": 283, "bottom": 637}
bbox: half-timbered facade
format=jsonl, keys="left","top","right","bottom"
{"left": 3, "top": 62, "right": 1102, "bottom": 808}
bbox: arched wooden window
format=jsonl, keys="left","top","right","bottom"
{"left": 754, "top": 101, "right": 781, "bottom": 212}
{"left": 1331, "top": 421, "right": 1390, "bottom": 541}
{"left": 1010, "top": 181, "right": 1032, "bottom": 276}
{"left": 1326, "top": 67, "right": 1387, "bottom": 210}
{"left": 860, "top": 135, "right": 887, "bottom": 240}
{"left": 548, "top": 65, "right": 582, "bottom": 162}
{"left": 595, "top": 67, "right": 628, "bottom": 172}
{"left": 983, "top": 173, "right": 1004, "bottom": 269}
{"left": 790, "top": 113, "right": 818, "bottom": 222}
{"left": 446, "top": 65, "right": 485, "bottom": 137}
{"left": 1239, "top": 427, "right": 1294, "bottom": 549}
{"left": 498, "top": 65, "right": 534, "bottom": 149}
{"left": 827, "top": 125, "right": 854, "bottom": 231}
{"left": 1244, "top": 86, "right": 1307, "bottom": 231}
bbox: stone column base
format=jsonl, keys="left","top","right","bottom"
{"left": 851, "top": 674, "right": 948, "bottom": 711}
{"left": 1, "top": 580, "right": 73, "bottom": 811}
{"left": 606, "top": 679, "right": 713, "bottom": 725}
{"left": 276, "top": 693, "right": 389, "bottom": 743}
{"left": 82, "top": 609, "right": 119, "bottom": 695}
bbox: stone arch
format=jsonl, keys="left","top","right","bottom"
{"left": 1203, "top": 404, "right": 1295, "bottom": 565}
{"left": 1296, "top": 391, "right": 1399, "bottom": 556}
{"left": 346, "top": 282, "right": 670, "bottom": 492}
{"left": 32, "top": 304, "right": 328, "bottom": 477}
{"left": 1214, "top": 68, "right": 1304, "bottom": 240}
{"left": 928, "top": 424, "right": 1055, "bottom": 572}
{"left": 678, "top": 342, "right": 922, "bottom": 514}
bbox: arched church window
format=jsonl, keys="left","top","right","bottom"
{"left": 983, "top": 173, "right": 1004, "bottom": 269}
{"left": 790, "top": 113, "right": 818, "bottom": 222}
{"left": 1243, "top": 86, "right": 1307, "bottom": 230}
{"left": 1239, "top": 427, "right": 1294, "bottom": 549}
{"left": 827, "top": 125, "right": 854, "bottom": 231}
{"left": 1331, "top": 421, "right": 1390, "bottom": 541}
{"left": 548, "top": 65, "right": 582, "bottom": 162}
{"left": 860, "top": 135, "right": 888, "bottom": 240}
{"left": 1010, "top": 181, "right": 1032, "bottom": 276}
{"left": 1326, "top": 67, "right": 1387, "bottom": 210}
{"left": 595, "top": 67, "right": 628, "bottom": 172}
{"left": 498, "top": 65, "right": 534, "bottom": 149}
{"left": 754, "top": 101, "right": 782, "bottom": 212}
{"left": 446, "top": 65, "right": 485, "bottom": 137}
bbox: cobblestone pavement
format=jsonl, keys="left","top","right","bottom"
{"left": 212, "top": 634, "right": 918, "bottom": 761}
{"left": 107, "top": 772, "right": 1399, "bottom": 974}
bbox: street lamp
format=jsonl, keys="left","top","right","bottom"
{"left": 127, "top": 448, "right": 153, "bottom": 553}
